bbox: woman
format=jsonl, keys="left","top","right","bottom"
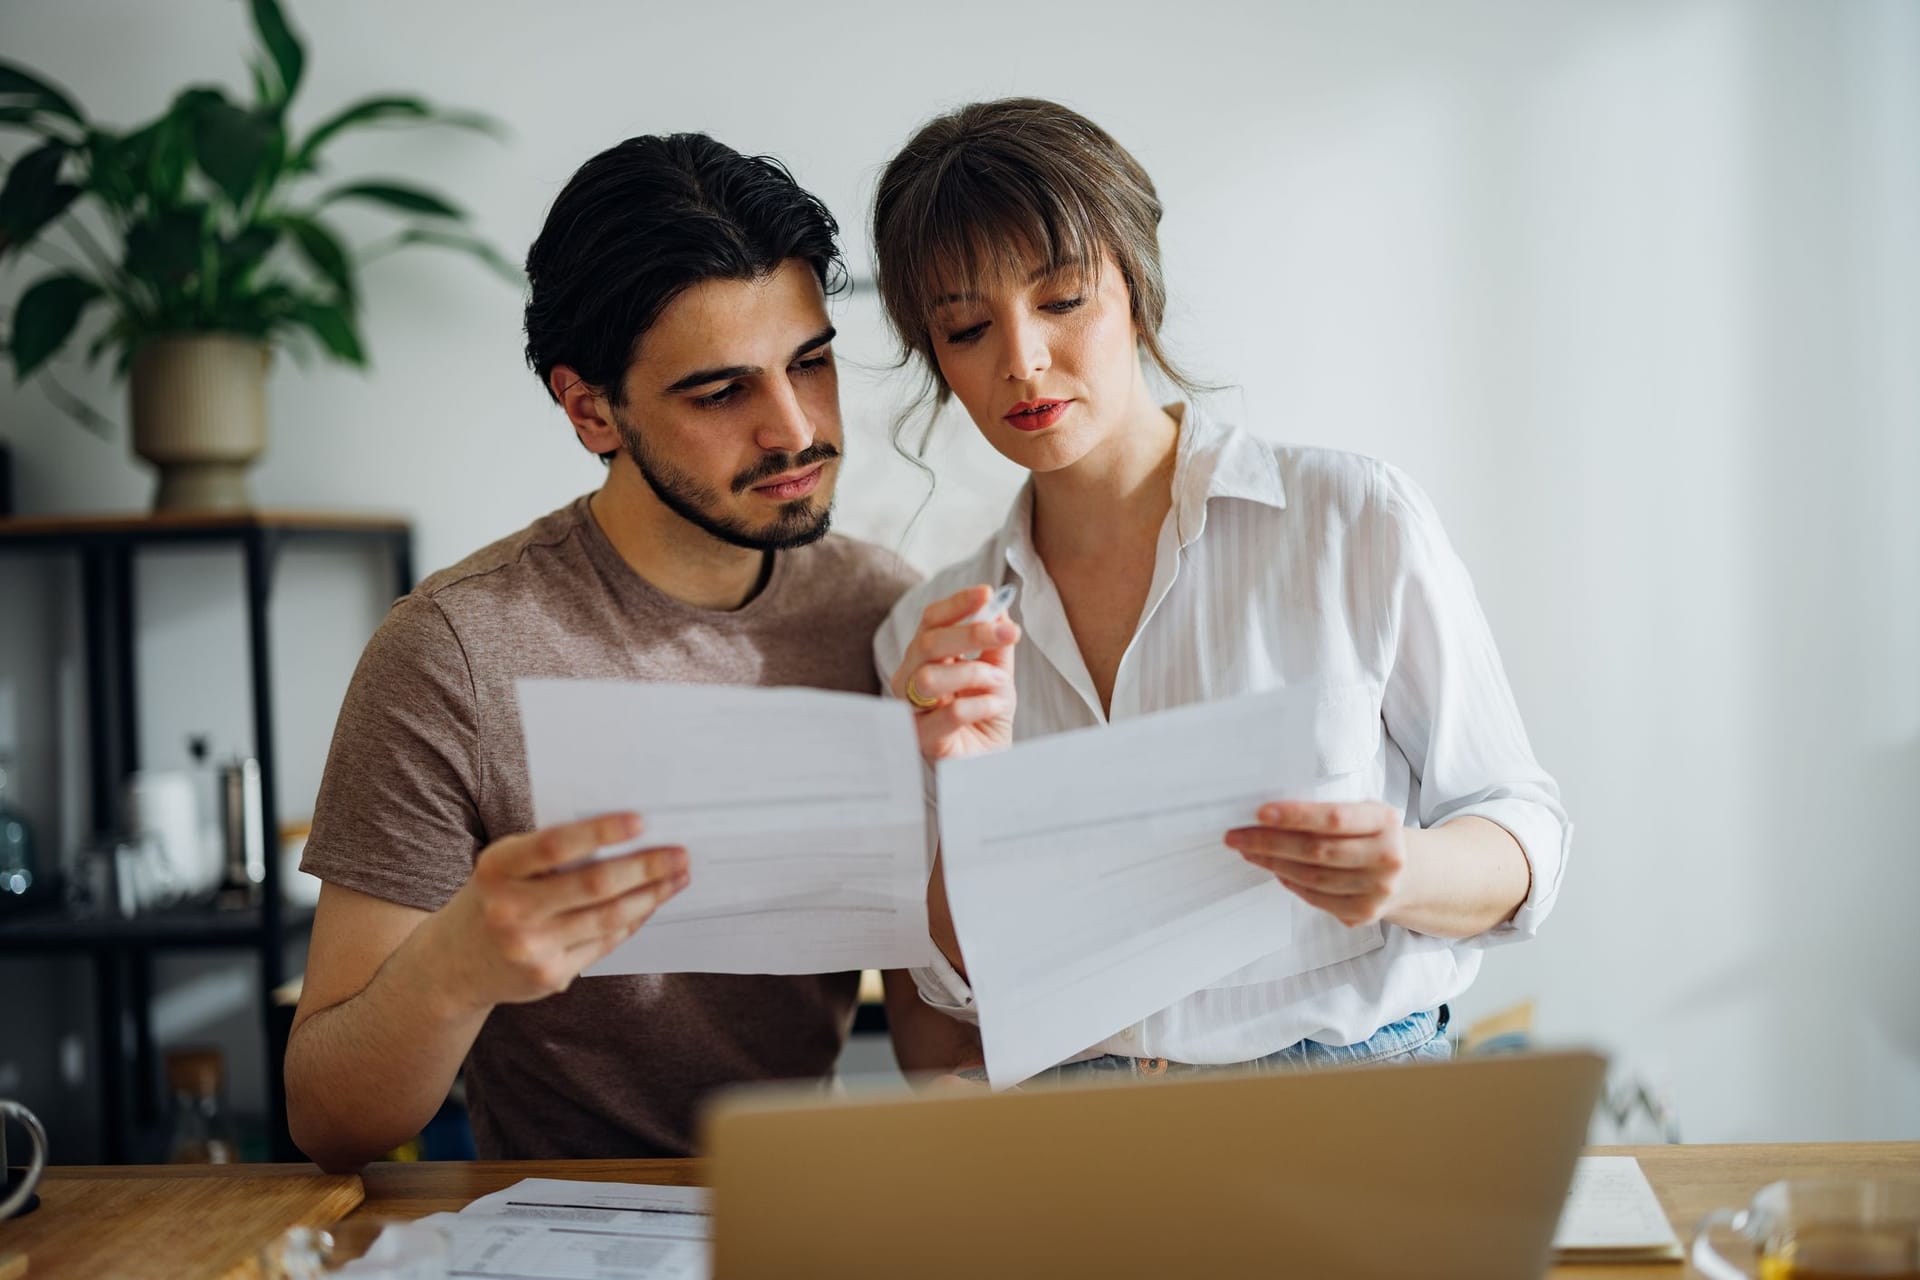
{"left": 871, "top": 98, "right": 1569, "bottom": 1083}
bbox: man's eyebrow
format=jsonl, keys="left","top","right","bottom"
{"left": 659, "top": 326, "right": 838, "bottom": 395}
{"left": 933, "top": 260, "right": 1083, "bottom": 308}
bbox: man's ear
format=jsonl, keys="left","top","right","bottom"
{"left": 550, "top": 365, "right": 622, "bottom": 456}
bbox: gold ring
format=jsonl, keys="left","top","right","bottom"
{"left": 904, "top": 674, "right": 940, "bottom": 710}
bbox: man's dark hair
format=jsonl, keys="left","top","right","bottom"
{"left": 524, "top": 133, "right": 846, "bottom": 458}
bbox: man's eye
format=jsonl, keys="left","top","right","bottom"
{"left": 943, "top": 323, "right": 987, "bottom": 345}
{"left": 695, "top": 384, "right": 741, "bottom": 408}
{"left": 793, "top": 354, "right": 831, "bottom": 375}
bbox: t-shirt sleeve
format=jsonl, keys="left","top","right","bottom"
{"left": 300, "top": 593, "right": 486, "bottom": 912}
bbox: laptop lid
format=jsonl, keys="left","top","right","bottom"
{"left": 704, "top": 1049, "right": 1606, "bottom": 1279}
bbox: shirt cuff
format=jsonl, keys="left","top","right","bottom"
{"left": 910, "top": 949, "right": 979, "bottom": 1023}
{"left": 1439, "top": 798, "right": 1571, "bottom": 948}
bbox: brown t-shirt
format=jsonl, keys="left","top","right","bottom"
{"left": 301, "top": 496, "right": 919, "bottom": 1158}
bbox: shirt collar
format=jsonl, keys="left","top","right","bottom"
{"left": 1170, "top": 401, "right": 1287, "bottom": 547}
{"left": 999, "top": 401, "right": 1287, "bottom": 580}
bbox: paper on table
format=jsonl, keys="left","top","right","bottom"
{"left": 419, "top": 1177, "right": 709, "bottom": 1280}
{"left": 1551, "top": 1156, "right": 1684, "bottom": 1261}
{"left": 936, "top": 686, "right": 1330, "bottom": 1087}
{"left": 518, "top": 680, "right": 933, "bottom": 975}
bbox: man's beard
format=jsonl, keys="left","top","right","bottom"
{"left": 612, "top": 409, "right": 837, "bottom": 552}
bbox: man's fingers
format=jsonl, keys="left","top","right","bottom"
{"left": 1255, "top": 801, "right": 1396, "bottom": 837}
{"left": 560, "top": 875, "right": 691, "bottom": 955}
{"left": 528, "top": 844, "right": 689, "bottom": 916}
{"left": 566, "top": 872, "right": 691, "bottom": 954}
{"left": 497, "top": 812, "right": 646, "bottom": 878}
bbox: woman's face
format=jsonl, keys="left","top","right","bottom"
{"left": 928, "top": 249, "right": 1145, "bottom": 474}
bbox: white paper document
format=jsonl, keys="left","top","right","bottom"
{"left": 1551, "top": 1156, "right": 1683, "bottom": 1261}
{"left": 518, "top": 680, "right": 934, "bottom": 975}
{"left": 937, "top": 687, "right": 1329, "bottom": 1086}
{"left": 418, "top": 1177, "right": 709, "bottom": 1279}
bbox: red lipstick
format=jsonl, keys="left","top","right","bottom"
{"left": 1004, "top": 398, "right": 1071, "bottom": 432}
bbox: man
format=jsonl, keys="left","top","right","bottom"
{"left": 286, "top": 133, "right": 976, "bottom": 1173}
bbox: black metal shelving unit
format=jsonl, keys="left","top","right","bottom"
{"left": 0, "top": 510, "right": 412, "bottom": 1162}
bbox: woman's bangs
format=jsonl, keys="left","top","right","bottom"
{"left": 905, "top": 168, "right": 1106, "bottom": 324}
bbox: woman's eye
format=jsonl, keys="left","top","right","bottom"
{"left": 943, "top": 322, "right": 987, "bottom": 345}
{"left": 695, "top": 384, "right": 741, "bottom": 408}
{"left": 1043, "top": 296, "right": 1085, "bottom": 314}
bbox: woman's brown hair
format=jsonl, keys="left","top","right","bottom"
{"left": 871, "top": 97, "right": 1204, "bottom": 452}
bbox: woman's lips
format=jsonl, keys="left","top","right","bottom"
{"left": 1005, "top": 399, "right": 1071, "bottom": 432}
{"left": 751, "top": 463, "right": 825, "bottom": 500}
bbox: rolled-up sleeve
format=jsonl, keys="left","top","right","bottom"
{"left": 1372, "top": 464, "right": 1571, "bottom": 946}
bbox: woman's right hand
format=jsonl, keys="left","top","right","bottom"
{"left": 890, "top": 585, "right": 1020, "bottom": 761}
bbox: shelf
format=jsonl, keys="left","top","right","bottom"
{"left": 0, "top": 898, "right": 316, "bottom": 951}
{"left": 0, "top": 509, "right": 410, "bottom": 549}
{"left": 0, "top": 509, "right": 411, "bottom": 1161}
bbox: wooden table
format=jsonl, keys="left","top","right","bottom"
{"left": 0, "top": 1163, "right": 363, "bottom": 1279}
{"left": 6, "top": 1143, "right": 1917, "bottom": 1277}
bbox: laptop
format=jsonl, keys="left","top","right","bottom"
{"left": 702, "top": 1049, "right": 1606, "bottom": 1279}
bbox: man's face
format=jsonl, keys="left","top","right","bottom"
{"left": 613, "top": 259, "right": 843, "bottom": 551}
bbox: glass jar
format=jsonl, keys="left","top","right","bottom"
{"left": 164, "top": 1047, "right": 237, "bottom": 1164}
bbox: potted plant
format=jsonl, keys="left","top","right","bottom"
{"left": 0, "top": 0, "right": 514, "bottom": 510}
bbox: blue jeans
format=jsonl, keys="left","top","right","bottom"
{"left": 1010, "top": 1006, "right": 1452, "bottom": 1085}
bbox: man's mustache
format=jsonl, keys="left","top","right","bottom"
{"left": 731, "top": 442, "right": 840, "bottom": 493}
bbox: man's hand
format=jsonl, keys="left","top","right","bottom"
{"left": 1225, "top": 801, "right": 1406, "bottom": 928}
{"left": 890, "top": 585, "right": 1019, "bottom": 762}
{"left": 286, "top": 812, "right": 686, "bottom": 1172}
{"left": 425, "top": 812, "right": 690, "bottom": 1012}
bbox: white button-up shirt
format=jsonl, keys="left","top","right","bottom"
{"left": 874, "top": 403, "right": 1570, "bottom": 1064}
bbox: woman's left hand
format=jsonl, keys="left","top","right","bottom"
{"left": 1224, "top": 801, "right": 1408, "bottom": 927}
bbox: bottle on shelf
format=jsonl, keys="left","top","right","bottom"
{"left": 216, "top": 755, "right": 265, "bottom": 909}
{"left": 163, "top": 1047, "right": 237, "bottom": 1164}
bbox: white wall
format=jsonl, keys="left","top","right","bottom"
{"left": 1, "top": 0, "right": 1914, "bottom": 1148}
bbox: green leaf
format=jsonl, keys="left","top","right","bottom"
{"left": 291, "top": 96, "right": 503, "bottom": 171}
{"left": 248, "top": 59, "right": 277, "bottom": 111}
{"left": 294, "top": 96, "right": 427, "bottom": 166}
{"left": 0, "top": 62, "right": 84, "bottom": 125}
{"left": 289, "top": 299, "right": 364, "bottom": 365}
{"left": 190, "top": 96, "right": 278, "bottom": 208}
{"left": 377, "top": 226, "right": 522, "bottom": 285}
{"left": 248, "top": 0, "right": 305, "bottom": 105}
{"left": 321, "top": 180, "right": 463, "bottom": 220}
{"left": 123, "top": 206, "right": 207, "bottom": 286}
{"left": 0, "top": 140, "right": 69, "bottom": 244}
{"left": 9, "top": 272, "right": 102, "bottom": 379}
{"left": 7, "top": 183, "right": 82, "bottom": 252}
{"left": 278, "top": 214, "right": 355, "bottom": 301}
{"left": 220, "top": 224, "right": 280, "bottom": 282}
